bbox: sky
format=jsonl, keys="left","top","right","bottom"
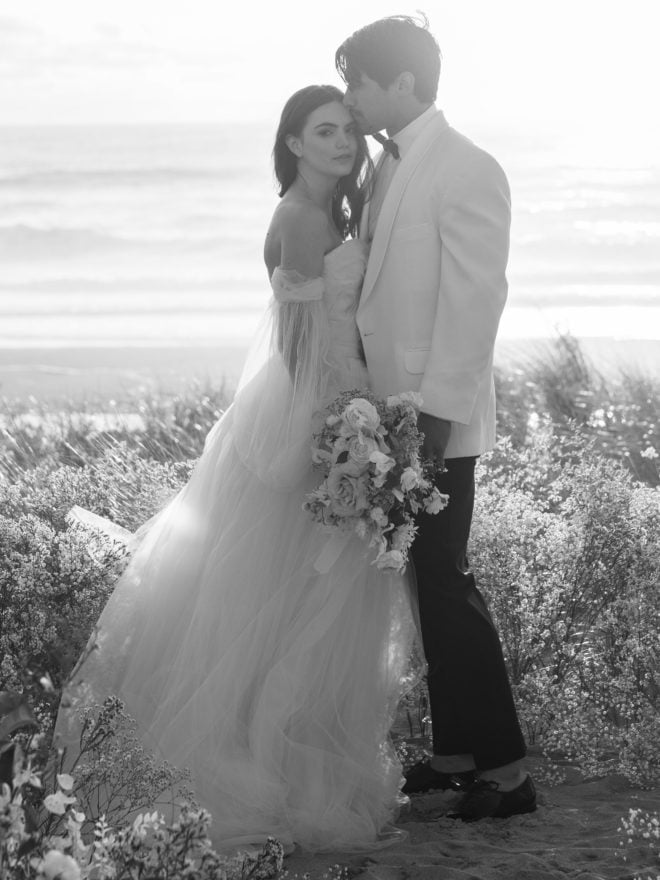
{"left": 0, "top": 0, "right": 658, "bottom": 140}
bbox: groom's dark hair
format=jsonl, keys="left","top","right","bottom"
{"left": 335, "top": 14, "right": 441, "bottom": 103}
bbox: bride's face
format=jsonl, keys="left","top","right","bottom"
{"left": 290, "top": 101, "right": 359, "bottom": 180}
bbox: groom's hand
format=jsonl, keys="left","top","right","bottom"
{"left": 417, "top": 413, "right": 452, "bottom": 469}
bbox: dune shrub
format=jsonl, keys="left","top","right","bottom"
{"left": 0, "top": 446, "right": 192, "bottom": 711}
{"left": 0, "top": 698, "right": 284, "bottom": 879}
{"left": 472, "top": 426, "right": 660, "bottom": 785}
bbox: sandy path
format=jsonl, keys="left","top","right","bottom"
{"left": 283, "top": 772, "right": 659, "bottom": 879}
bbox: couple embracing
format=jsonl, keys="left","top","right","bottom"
{"left": 56, "top": 14, "right": 535, "bottom": 854}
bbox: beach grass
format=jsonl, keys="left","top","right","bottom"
{"left": 2, "top": 333, "right": 658, "bottom": 485}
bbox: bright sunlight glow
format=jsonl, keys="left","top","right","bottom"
{"left": 1, "top": 0, "right": 658, "bottom": 145}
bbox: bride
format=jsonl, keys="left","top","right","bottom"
{"left": 55, "top": 85, "right": 422, "bottom": 854}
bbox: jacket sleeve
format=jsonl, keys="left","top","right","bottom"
{"left": 418, "top": 149, "right": 510, "bottom": 423}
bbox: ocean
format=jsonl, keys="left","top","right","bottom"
{"left": 1, "top": 122, "right": 659, "bottom": 351}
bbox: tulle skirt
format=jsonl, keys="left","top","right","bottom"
{"left": 56, "top": 355, "right": 422, "bottom": 853}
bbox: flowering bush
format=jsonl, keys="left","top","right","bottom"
{"left": 0, "top": 443, "right": 192, "bottom": 534}
{"left": 472, "top": 425, "right": 660, "bottom": 785}
{"left": 51, "top": 696, "right": 195, "bottom": 834}
{"left": 618, "top": 808, "right": 660, "bottom": 880}
{"left": 0, "top": 515, "right": 126, "bottom": 705}
{"left": 0, "top": 446, "right": 192, "bottom": 719}
{"left": 304, "top": 390, "right": 447, "bottom": 572}
{"left": 0, "top": 695, "right": 285, "bottom": 880}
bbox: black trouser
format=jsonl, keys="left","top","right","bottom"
{"left": 410, "top": 456, "right": 526, "bottom": 771}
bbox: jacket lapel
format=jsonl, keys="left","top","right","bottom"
{"left": 360, "top": 112, "right": 450, "bottom": 305}
{"left": 359, "top": 148, "right": 385, "bottom": 240}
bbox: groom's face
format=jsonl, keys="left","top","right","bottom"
{"left": 342, "top": 73, "right": 395, "bottom": 135}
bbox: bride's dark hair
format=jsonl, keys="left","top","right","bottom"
{"left": 273, "top": 84, "right": 372, "bottom": 240}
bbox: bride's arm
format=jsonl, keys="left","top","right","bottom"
{"left": 272, "top": 205, "right": 330, "bottom": 382}
{"left": 278, "top": 202, "right": 328, "bottom": 277}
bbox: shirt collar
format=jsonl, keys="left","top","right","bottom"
{"left": 390, "top": 104, "right": 439, "bottom": 158}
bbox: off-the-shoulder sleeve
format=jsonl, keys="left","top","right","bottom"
{"left": 230, "top": 267, "right": 330, "bottom": 491}
{"left": 271, "top": 267, "right": 325, "bottom": 303}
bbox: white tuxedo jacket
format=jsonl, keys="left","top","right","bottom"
{"left": 358, "top": 111, "right": 510, "bottom": 459}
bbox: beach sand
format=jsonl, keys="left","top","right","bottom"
{"left": 282, "top": 759, "right": 659, "bottom": 879}
{"left": 1, "top": 337, "right": 659, "bottom": 405}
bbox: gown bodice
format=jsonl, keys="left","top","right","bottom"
{"left": 322, "top": 238, "right": 368, "bottom": 363}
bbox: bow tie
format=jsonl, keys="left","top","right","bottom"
{"left": 372, "top": 132, "right": 400, "bottom": 160}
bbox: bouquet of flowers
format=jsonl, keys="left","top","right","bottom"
{"left": 303, "top": 389, "right": 448, "bottom": 573}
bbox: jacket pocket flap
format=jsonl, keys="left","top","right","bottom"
{"left": 404, "top": 348, "right": 430, "bottom": 374}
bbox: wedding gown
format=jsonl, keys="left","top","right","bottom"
{"left": 56, "top": 239, "right": 422, "bottom": 854}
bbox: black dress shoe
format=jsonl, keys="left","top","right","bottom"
{"left": 448, "top": 774, "right": 537, "bottom": 821}
{"left": 402, "top": 760, "right": 476, "bottom": 794}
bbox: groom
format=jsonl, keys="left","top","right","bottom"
{"left": 336, "top": 15, "right": 536, "bottom": 821}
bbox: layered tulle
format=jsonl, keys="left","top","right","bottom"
{"left": 55, "top": 240, "right": 423, "bottom": 853}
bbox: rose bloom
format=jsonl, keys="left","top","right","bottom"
{"left": 369, "top": 506, "right": 389, "bottom": 528}
{"left": 400, "top": 466, "right": 421, "bottom": 492}
{"left": 348, "top": 433, "right": 379, "bottom": 467}
{"left": 369, "top": 450, "right": 396, "bottom": 475}
{"left": 326, "top": 464, "right": 370, "bottom": 517}
{"left": 343, "top": 398, "right": 380, "bottom": 433}
{"left": 376, "top": 549, "right": 406, "bottom": 572}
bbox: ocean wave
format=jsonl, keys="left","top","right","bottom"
{"left": 0, "top": 166, "right": 230, "bottom": 189}
{"left": 0, "top": 224, "right": 147, "bottom": 257}
{"left": 507, "top": 288, "right": 660, "bottom": 308}
{"left": 0, "top": 277, "right": 260, "bottom": 294}
{"left": 0, "top": 224, "right": 232, "bottom": 258}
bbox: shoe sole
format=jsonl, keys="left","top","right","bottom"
{"left": 451, "top": 801, "right": 537, "bottom": 822}
{"left": 492, "top": 802, "right": 537, "bottom": 819}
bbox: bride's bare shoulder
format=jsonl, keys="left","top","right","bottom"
{"left": 265, "top": 199, "right": 330, "bottom": 277}
{"left": 270, "top": 198, "right": 328, "bottom": 241}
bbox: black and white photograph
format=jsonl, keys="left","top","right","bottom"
{"left": 1, "top": 3, "right": 658, "bottom": 879}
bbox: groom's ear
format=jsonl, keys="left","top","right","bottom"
{"left": 285, "top": 134, "right": 303, "bottom": 158}
{"left": 394, "top": 71, "right": 415, "bottom": 97}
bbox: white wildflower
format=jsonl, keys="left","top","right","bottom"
{"left": 56, "top": 773, "right": 75, "bottom": 792}
{"left": 44, "top": 791, "right": 77, "bottom": 815}
{"left": 36, "top": 851, "right": 81, "bottom": 880}
{"left": 425, "top": 488, "right": 449, "bottom": 515}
